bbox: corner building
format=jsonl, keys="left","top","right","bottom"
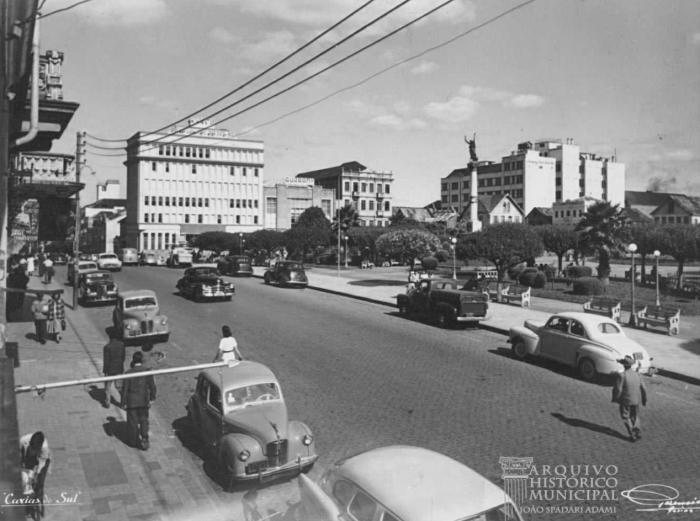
{"left": 123, "top": 120, "right": 264, "bottom": 251}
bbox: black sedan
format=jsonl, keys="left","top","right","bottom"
{"left": 263, "top": 261, "right": 308, "bottom": 288}
{"left": 176, "top": 266, "right": 234, "bottom": 301}
{"left": 217, "top": 255, "right": 253, "bottom": 277}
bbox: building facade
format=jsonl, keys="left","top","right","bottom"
{"left": 476, "top": 194, "right": 524, "bottom": 227}
{"left": 440, "top": 139, "right": 625, "bottom": 216}
{"left": 296, "top": 161, "right": 393, "bottom": 227}
{"left": 263, "top": 178, "right": 336, "bottom": 230}
{"left": 650, "top": 194, "right": 700, "bottom": 225}
{"left": 551, "top": 196, "right": 600, "bottom": 227}
{"left": 96, "top": 179, "right": 120, "bottom": 201}
{"left": 123, "top": 119, "right": 264, "bottom": 251}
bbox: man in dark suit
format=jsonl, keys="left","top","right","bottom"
{"left": 121, "top": 351, "right": 156, "bottom": 450}
{"left": 613, "top": 356, "right": 648, "bottom": 442}
{"left": 102, "top": 331, "right": 125, "bottom": 408}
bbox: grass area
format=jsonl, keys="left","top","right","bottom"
{"left": 531, "top": 278, "right": 700, "bottom": 316}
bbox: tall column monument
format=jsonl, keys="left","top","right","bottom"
{"left": 465, "top": 134, "right": 481, "bottom": 232}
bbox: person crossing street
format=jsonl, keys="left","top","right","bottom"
{"left": 121, "top": 351, "right": 156, "bottom": 450}
{"left": 612, "top": 355, "right": 648, "bottom": 442}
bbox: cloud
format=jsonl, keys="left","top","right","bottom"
{"left": 423, "top": 85, "right": 545, "bottom": 123}
{"left": 50, "top": 0, "right": 168, "bottom": 26}
{"left": 138, "top": 96, "right": 178, "bottom": 112}
{"left": 410, "top": 61, "right": 438, "bottom": 75}
{"left": 209, "top": 27, "right": 239, "bottom": 45}
{"left": 369, "top": 114, "right": 426, "bottom": 130}
{"left": 691, "top": 32, "right": 700, "bottom": 45}
{"left": 237, "top": 31, "right": 298, "bottom": 63}
{"left": 648, "top": 148, "right": 695, "bottom": 162}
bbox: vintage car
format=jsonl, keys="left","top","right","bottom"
{"left": 299, "top": 445, "right": 523, "bottom": 521}
{"left": 176, "top": 266, "right": 234, "bottom": 301}
{"left": 508, "top": 311, "right": 654, "bottom": 381}
{"left": 67, "top": 260, "right": 98, "bottom": 284}
{"left": 112, "top": 289, "right": 169, "bottom": 342}
{"left": 140, "top": 251, "right": 166, "bottom": 266}
{"left": 217, "top": 255, "right": 254, "bottom": 277}
{"left": 186, "top": 361, "right": 317, "bottom": 486}
{"left": 97, "top": 253, "right": 122, "bottom": 271}
{"left": 263, "top": 261, "right": 308, "bottom": 288}
{"left": 78, "top": 270, "right": 118, "bottom": 305}
{"left": 396, "top": 278, "right": 489, "bottom": 328}
{"left": 51, "top": 253, "right": 68, "bottom": 265}
{"left": 119, "top": 248, "right": 139, "bottom": 266}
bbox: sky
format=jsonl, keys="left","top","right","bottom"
{"left": 40, "top": 0, "right": 700, "bottom": 207}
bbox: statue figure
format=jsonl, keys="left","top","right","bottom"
{"left": 464, "top": 134, "right": 478, "bottom": 163}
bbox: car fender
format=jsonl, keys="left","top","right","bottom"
{"left": 509, "top": 326, "right": 539, "bottom": 353}
{"left": 287, "top": 420, "right": 316, "bottom": 458}
{"left": 577, "top": 344, "right": 618, "bottom": 374}
{"left": 298, "top": 474, "right": 341, "bottom": 521}
{"left": 218, "top": 432, "right": 263, "bottom": 474}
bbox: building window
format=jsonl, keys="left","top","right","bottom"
{"left": 384, "top": 184, "right": 390, "bottom": 194}
{"left": 166, "top": 146, "right": 171, "bottom": 156}
{"left": 144, "top": 196, "right": 149, "bottom": 206}
{"left": 152, "top": 162, "right": 156, "bottom": 171}
{"left": 266, "top": 197, "right": 277, "bottom": 215}
{"left": 185, "top": 197, "right": 190, "bottom": 207}
{"left": 192, "top": 165, "right": 197, "bottom": 174}
{"left": 165, "top": 163, "right": 170, "bottom": 173}
{"left": 165, "top": 196, "right": 170, "bottom": 206}
{"left": 451, "top": 182, "right": 458, "bottom": 190}
{"left": 151, "top": 196, "right": 156, "bottom": 205}
{"left": 248, "top": 199, "right": 252, "bottom": 208}
{"left": 361, "top": 183, "right": 367, "bottom": 193}
{"left": 254, "top": 200, "right": 259, "bottom": 208}
{"left": 345, "top": 181, "right": 350, "bottom": 191}
{"left": 230, "top": 166, "right": 235, "bottom": 176}
{"left": 452, "top": 195, "right": 458, "bottom": 202}
{"left": 158, "top": 214, "right": 163, "bottom": 223}
{"left": 158, "top": 196, "right": 163, "bottom": 206}
{"left": 205, "top": 199, "right": 210, "bottom": 208}
{"left": 144, "top": 213, "right": 149, "bottom": 223}
{"left": 178, "top": 197, "right": 183, "bottom": 206}
{"left": 158, "top": 146, "right": 163, "bottom": 155}
{"left": 242, "top": 167, "right": 247, "bottom": 176}
{"left": 151, "top": 213, "right": 155, "bottom": 222}
{"left": 254, "top": 216, "right": 258, "bottom": 224}
{"left": 442, "top": 183, "right": 447, "bottom": 191}
{"left": 206, "top": 148, "right": 210, "bottom": 159}
{"left": 360, "top": 200, "right": 366, "bottom": 210}
{"left": 369, "top": 200, "right": 374, "bottom": 210}
{"left": 236, "top": 216, "right": 240, "bottom": 224}
{"left": 442, "top": 195, "right": 448, "bottom": 203}
{"left": 369, "top": 183, "right": 374, "bottom": 192}
{"left": 236, "top": 199, "right": 241, "bottom": 208}
{"left": 217, "top": 215, "right": 222, "bottom": 224}
{"left": 229, "top": 199, "right": 234, "bottom": 208}
{"left": 242, "top": 199, "right": 247, "bottom": 208}
{"left": 254, "top": 168, "right": 259, "bottom": 177}
{"left": 197, "top": 198, "right": 202, "bottom": 207}
{"left": 198, "top": 215, "right": 203, "bottom": 224}
{"left": 185, "top": 214, "right": 190, "bottom": 223}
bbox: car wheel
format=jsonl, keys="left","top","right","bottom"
{"left": 398, "top": 303, "right": 408, "bottom": 315}
{"left": 436, "top": 312, "right": 451, "bottom": 329}
{"left": 511, "top": 339, "right": 528, "bottom": 360}
{"left": 264, "top": 273, "right": 271, "bottom": 285}
{"left": 578, "top": 357, "right": 597, "bottom": 382}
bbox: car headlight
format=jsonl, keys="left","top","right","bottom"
{"left": 238, "top": 449, "right": 250, "bottom": 462}
{"left": 302, "top": 434, "right": 313, "bottom": 446}
{"left": 160, "top": 317, "right": 167, "bottom": 325}
{"left": 125, "top": 323, "right": 132, "bottom": 330}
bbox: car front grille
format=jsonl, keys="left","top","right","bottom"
{"left": 267, "top": 439, "right": 288, "bottom": 467}
{"left": 141, "top": 320, "right": 154, "bottom": 334}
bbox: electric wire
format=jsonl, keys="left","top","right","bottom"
{"left": 139, "top": 0, "right": 415, "bottom": 145}
{"left": 85, "top": 141, "right": 126, "bottom": 151}
{"left": 85, "top": 132, "right": 126, "bottom": 143}
{"left": 39, "top": 0, "right": 96, "bottom": 20}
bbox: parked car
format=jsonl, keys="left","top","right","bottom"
{"left": 51, "top": 253, "right": 68, "bottom": 265}
{"left": 263, "top": 261, "right": 308, "bottom": 288}
{"left": 112, "top": 289, "right": 169, "bottom": 343}
{"left": 508, "top": 311, "right": 654, "bottom": 381}
{"left": 97, "top": 253, "right": 122, "bottom": 272}
{"left": 78, "top": 270, "right": 118, "bottom": 305}
{"left": 119, "top": 248, "right": 139, "bottom": 266}
{"left": 139, "top": 251, "right": 165, "bottom": 266}
{"left": 186, "top": 361, "right": 317, "bottom": 487}
{"left": 299, "top": 445, "right": 524, "bottom": 521}
{"left": 396, "top": 278, "right": 489, "bottom": 328}
{"left": 176, "top": 266, "right": 234, "bottom": 301}
{"left": 67, "top": 260, "right": 98, "bottom": 284}
{"left": 167, "top": 245, "right": 193, "bottom": 267}
{"left": 217, "top": 255, "right": 254, "bottom": 277}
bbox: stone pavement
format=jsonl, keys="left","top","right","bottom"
{"left": 253, "top": 265, "right": 700, "bottom": 385}
{"left": 4, "top": 271, "right": 241, "bottom": 521}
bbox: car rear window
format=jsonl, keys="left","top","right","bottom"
{"left": 597, "top": 322, "right": 621, "bottom": 334}
{"left": 124, "top": 297, "right": 156, "bottom": 308}
{"left": 86, "top": 273, "right": 112, "bottom": 282}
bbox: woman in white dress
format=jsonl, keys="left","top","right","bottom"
{"left": 213, "top": 325, "right": 242, "bottom": 363}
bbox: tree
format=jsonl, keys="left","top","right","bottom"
{"left": 627, "top": 223, "right": 665, "bottom": 284}
{"left": 575, "top": 201, "right": 627, "bottom": 284}
{"left": 375, "top": 229, "right": 441, "bottom": 268}
{"left": 191, "top": 231, "right": 237, "bottom": 254}
{"left": 296, "top": 206, "right": 331, "bottom": 228}
{"left": 346, "top": 226, "right": 385, "bottom": 262}
{"left": 285, "top": 206, "right": 331, "bottom": 259}
{"left": 462, "top": 223, "right": 544, "bottom": 299}
{"left": 658, "top": 224, "right": 699, "bottom": 289}
{"left": 536, "top": 225, "right": 579, "bottom": 274}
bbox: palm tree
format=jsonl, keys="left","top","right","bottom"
{"left": 575, "top": 201, "right": 627, "bottom": 284}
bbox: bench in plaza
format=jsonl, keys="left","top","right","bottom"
{"left": 482, "top": 282, "right": 509, "bottom": 302}
{"left": 500, "top": 285, "right": 531, "bottom": 308}
{"left": 582, "top": 297, "right": 622, "bottom": 322}
{"left": 637, "top": 305, "right": 681, "bottom": 336}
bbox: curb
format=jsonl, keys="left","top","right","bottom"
{"left": 253, "top": 273, "right": 699, "bottom": 387}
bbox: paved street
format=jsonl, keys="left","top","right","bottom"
{"left": 12, "top": 264, "right": 700, "bottom": 521}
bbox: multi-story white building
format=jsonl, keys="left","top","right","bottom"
{"left": 96, "top": 179, "right": 120, "bottom": 201}
{"left": 123, "top": 119, "right": 264, "bottom": 251}
{"left": 441, "top": 139, "right": 625, "bottom": 216}
{"left": 263, "top": 178, "right": 336, "bottom": 230}
{"left": 296, "top": 161, "right": 393, "bottom": 227}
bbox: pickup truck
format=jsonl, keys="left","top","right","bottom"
{"left": 396, "top": 278, "right": 489, "bottom": 328}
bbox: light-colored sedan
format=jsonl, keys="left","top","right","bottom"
{"left": 97, "top": 253, "right": 122, "bottom": 272}
{"left": 508, "top": 311, "right": 654, "bottom": 381}
{"left": 299, "top": 445, "right": 523, "bottom": 521}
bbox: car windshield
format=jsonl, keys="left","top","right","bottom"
{"left": 80, "top": 263, "right": 97, "bottom": 270}
{"left": 124, "top": 297, "right": 157, "bottom": 308}
{"left": 597, "top": 322, "right": 622, "bottom": 334}
{"left": 282, "top": 262, "right": 303, "bottom": 270}
{"left": 86, "top": 273, "right": 112, "bottom": 282}
{"left": 464, "top": 503, "right": 520, "bottom": 520}
{"left": 193, "top": 268, "right": 219, "bottom": 277}
{"left": 100, "top": 254, "right": 118, "bottom": 260}
{"left": 224, "top": 382, "right": 281, "bottom": 410}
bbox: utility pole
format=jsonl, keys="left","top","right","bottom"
{"left": 72, "top": 131, "right": 85, "bottom": 308}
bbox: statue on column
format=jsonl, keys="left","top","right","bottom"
{"left": 465, "top": 134, "right": 478, "bottom": 164}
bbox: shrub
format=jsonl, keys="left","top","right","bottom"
{"left": 566, "top": 265, "right": 593, "bottom": 278}
{"left": 435, "top": 249, "right": 449, "bottom": 263}
{"left": 508, "top": 264, "right": 526, "bottom": 281}
{"left": 572, "top": 277, "right": 604, "bottom": 295}
{"left": 421, "top": 256, "right": 438, "bottom": 271}
{"left": 520, "top": 270, "right": 547, "bottom": 288}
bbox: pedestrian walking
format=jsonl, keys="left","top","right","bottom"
{"left": 612, "top": 355, "right": 648, "bottom": 442}
{"left": 212, "top": 325, "right": 242, "bottom": 363}
{"left": 30, "top": 293, "right": 50, "bottom": 344}
{"left": 42, "top": 256, "right": 54, "bottom": 284}
{"left": 46, "top": 291, "right": 66, "bottom": 343}
{"left": 19, "top": 431, "right": 50, "bottom": 496}
{"left": 121, "top": 351, "right": 156, "bottom": 450}
{"left": 102, "top": 331, "right": 125, "bottom": 408}
{"left": 26, "top": 255, "right": 35, "bottom": 277}
{"left": 6, "top": 267, "right": 29, "bottom": 318}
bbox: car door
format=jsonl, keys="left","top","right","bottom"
{"left": 538, "top": 317, "right": 571, "bottom": 362}
{"left": 112, "top": 297, "right": 123, "bottom": 329}
{"left": 201, "top": 380, "right": 224, "bottom": 448}
{"left": 413, "top": 280, "right": 431, "bottom": 315}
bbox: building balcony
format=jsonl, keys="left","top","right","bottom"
{"left": 9, "top": 151, "right": 83, "bottom": 198}
{"left": 376, "top": 192, "right": 384, "bottom": 200}
{"left": 351, "top": 191, "right": 360, "bottom": 200}
{"left": 12, "top": 98, "right": 80, "bottom": 153}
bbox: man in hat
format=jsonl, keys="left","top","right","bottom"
{"left": 612, "top": 355, "right": 648, "bottom": 442}
{"left": 121, "top": 351, "right": 156, "bottom": 450}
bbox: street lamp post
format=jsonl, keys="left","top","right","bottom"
{"left": 628, "top": 243, "right": 638, "bottom": 326}
{"left": 451, "top": 237, "right": 457, "bottom": 280}
{"left": 344, "top": 235, "right": 349, "bottom": 268}
{"left": 654, "top": 249, "right": 661, "bottom": 307}
{"left": 238, "top": 233, "right": 243, "bottom": 254}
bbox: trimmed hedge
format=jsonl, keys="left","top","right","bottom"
{"left": 519, "top": 270, "right": 547, "bottom": 288}
{"left": 572, "top": 276, "right": 604, "bottom": 295}
{"left": 566, "top": 265, "right": 593, "bottom": 278}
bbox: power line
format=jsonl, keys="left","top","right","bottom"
{"left": 39, "top": 0, "right": 97, "bottom": 20}
{"left": 139, "top": 0, "right": 415, "bottom": 147}
{"left": 85, "top": 140, "right": 126, "bottom": 151}
{"left": 85, "top": 132, "right": 126, "bottom": 144}
{"left": 234, "top": 0, "right": 539, "bottom": 138}
{"left": 142, "top": 0, "right": 379, "bottom": 138}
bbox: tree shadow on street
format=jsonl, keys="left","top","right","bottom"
{"left": 551, "top": 413, "right": 629, "bottom": 441}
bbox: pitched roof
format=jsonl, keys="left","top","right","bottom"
{"left": 85, "top": 198, "right": 126, "bottom": 209}
{"left": 651, "top": 194, "right": 700, "bottom": 216}
{"left": 476, "top": 193, "right": 522, "bottom": 215}
{"left": 625, "top": 190, "right": 679, "bottom": 207}
{"left": 622, "top": 207, "right": 654, "bottom": 223}
{"left": 296, "top": 161, "right": 367, "bottom": 180}
{"left": 530, "top": 207, "right": 553, "bottom": 216}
